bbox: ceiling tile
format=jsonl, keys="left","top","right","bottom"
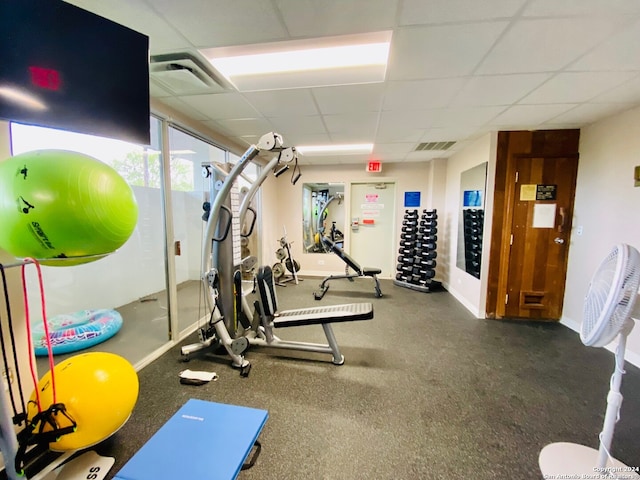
{"left": 179, "top": 93, "right": 261, "bottom": 120}
{"left": 591, "top": 74, "right": 640, "bottom": 103}
{"left": 384, "top": 79, "right": 467, "bottom": 110}
{"left": 489, "top": 104, "right": 577, "bottom": 126}
{"left": 373, "top": 143, "right": 414, "bottom": 154}
{"left": 312, "top": 84, "right": 385, "bottom": 115}
{"left": 450, "top": 74, "right": 552, "bottom": 106}
{"left": 569, "top": 20, "right": 640, "bottom": 72}
{"left": 433, "top": 106, "right": 505, "bottom": 127}
{"left": 242, "top": 90, "right": 318, "bottom": 117}
{"left": 544, "top": 103, "right": 629, "bottom": 125}
{"left": 275, "top": 0, "right": 398, "bottom": 38}
{"left": 523, "top": 0, "right": 640, "bottom": 17}
{"left": 521, "top": 72, "right": 636, "bottom": 104}
{"left": 157, "top": 97, "right": 210, "bottom": 121}
{"left": 151, "top": 0, "right": 288, "bottom": 47}
{"left": 378, "top": 109, "right": 442, "bottom": 131}
{"left": 267, "top": 116, "right": 327, "bottom": 137}
{"left": 211, "top": 118, "right": 274, "bottom": 136}
{"left": 390, "top": 22, "right": 509, "bottom": 80}
{"left": 323, "top": 113, "right": 378, "bottom": 138}
{"left": 476, "top": 18, "right": 621, "bottom": 74}
{"left": 399, "top": 0, "right": 527, "bottom": 25}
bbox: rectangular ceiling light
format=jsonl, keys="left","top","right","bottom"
{"left": 200, "top": 31, "right": 392, "bottom": 92}
{"left": 297, "top": 144, "right": 373, "bottom": 155}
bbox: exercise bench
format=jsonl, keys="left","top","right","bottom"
{"left": 250, "top": 265, "right": 374, "bottom": 365}
{"left": 314, "top": 236, "right": 383, "bottom": 300}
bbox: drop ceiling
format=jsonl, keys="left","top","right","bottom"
{"left": 67, "top": 0, "right": 640, "bottom": 165}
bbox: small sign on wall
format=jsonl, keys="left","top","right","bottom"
{"left": 404, "top": 191, "right": 420, "bottom": 207}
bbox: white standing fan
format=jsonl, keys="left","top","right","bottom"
{"left": 539, "top": 243, "right": 640, "bottom": 479}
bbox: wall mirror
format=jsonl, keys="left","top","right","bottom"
{"left": 302, "top": 183, "right": 345, "bottom": 253}
{"left": 456, "top": 163, "right": 487, "bottom": 279}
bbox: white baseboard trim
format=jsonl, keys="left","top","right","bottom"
{"left": 443, "top": 282, "right": 482, "bottom": 318}
{"left": 560, "top": 316, "right": 640, "bottom": 369}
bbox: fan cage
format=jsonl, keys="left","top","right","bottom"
{"left": 581, "top": 244, "right": 640, "bottom": 347}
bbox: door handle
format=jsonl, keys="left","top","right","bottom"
{"left": 557, "top": 207, "right": 567, "bottom": 233}
{"left": 554, "top": 237, "right": 565, "bottom": 244}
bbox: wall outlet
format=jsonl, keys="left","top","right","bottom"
{"left": 575, "top": 225, "right": 583, "bottom": 236}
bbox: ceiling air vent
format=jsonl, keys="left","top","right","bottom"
{"left": 415, "top": 141, "right": 456, "bottom": 151}
{"left": 150, "top": 52, "right": 232, "bottom": 95}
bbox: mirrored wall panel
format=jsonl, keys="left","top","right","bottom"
{"left": 302, "top": 183, "right": 345, "bottom": 253}
{"left": 457, "top": 163, "right": 487, "bottom": 279}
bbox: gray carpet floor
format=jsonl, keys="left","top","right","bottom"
{"left": 27, "top": 277, "right": 640, "bottom": 479}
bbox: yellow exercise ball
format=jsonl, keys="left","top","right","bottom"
{"left": 28, "top": 352, "right": 139, "bottom": 451}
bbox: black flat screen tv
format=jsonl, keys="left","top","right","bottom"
{"left": 0, "top": 0, "right": 150, "bottom": 145}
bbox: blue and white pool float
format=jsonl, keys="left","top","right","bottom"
{"left": 32, "top": 309, "right": 123, "bottom": 356}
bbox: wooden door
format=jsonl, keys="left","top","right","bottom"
{"left": 500, "top": 155, "right": 579, "bottom": 320}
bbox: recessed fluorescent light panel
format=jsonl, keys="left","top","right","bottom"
{"left": 297, "top": 144, "right": 373, "bottom": 155}
{"left": 201, "top": 31, "right": 392, "bottom": 91}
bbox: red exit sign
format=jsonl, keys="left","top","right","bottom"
{"left": 29, "top": 66, "right": 62, "bottom": 91}
{"left": 366, "top": 160, "right": 382, "bottom": 173}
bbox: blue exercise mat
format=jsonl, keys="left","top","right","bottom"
{"left": 114, "top": 399, "right": 268, "bottom": 480}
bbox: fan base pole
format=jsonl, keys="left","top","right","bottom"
{"left": 539, "top": 443, "right": 640, "bottom": 479}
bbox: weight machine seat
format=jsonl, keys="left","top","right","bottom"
{"left": 256, "top": 266, "right": 373, "bottom": 327}
{"left": 321, "top": 236, "right": 381, "bottom": 276}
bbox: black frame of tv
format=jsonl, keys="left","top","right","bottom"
{"left": 0, "top": 0, "right": 150, "bottom": 145}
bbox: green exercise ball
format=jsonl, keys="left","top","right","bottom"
{"left": 0, "top": 150, "right": 138, "bottom": 266}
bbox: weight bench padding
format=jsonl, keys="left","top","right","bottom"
{"left": 113, "top": 399, "right": 268, "bottom": 480}
{"left": 275, "top": 303, "right": 373, "bottom": 327}
{"left": 257, "top": 266, "right": 373, "bottom": 327}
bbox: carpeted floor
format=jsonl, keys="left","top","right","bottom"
{"left": 29, "top": 277, "right": 640, "bottom": 479}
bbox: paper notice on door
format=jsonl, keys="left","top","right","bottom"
{"left": 532, "top": 203, "right": 556, "bottom": 228}
{"left": 520, "top": 184, "right": 537, "bottom": 201}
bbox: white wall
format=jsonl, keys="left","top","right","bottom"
{"left": 562, "top": 105, "right": 640, "bottom": 365}
{"left": 442, "top": 133, "right": 497, "bottom": 318}
{"left": 261, "top": 162, "right": 435, "bottom": 278}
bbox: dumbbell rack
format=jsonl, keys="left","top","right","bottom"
{"left": 393, "top": 209, "right": 442, "bottom": 293}
{"left": 462, "top": 208, "right": 483, "bottom": 279}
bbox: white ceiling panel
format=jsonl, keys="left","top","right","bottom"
{"left": 276, "top": 0, "right": 398, "bottom": 38}
{"left": 476, "top": 18, "right": 621, "bottom": 74}
{"left": 179, "top": 93, "right": 261, "bottom": 120}
{"left": 242, "top": 90, "right": 318, "bottom": 117}
{"left": 312, "top": 84, "right": 385, "bottom": 115}
{"left": 450, "top": 74, "right": 552, "bottom": 107}
{"left": 390, "top": 22, "right": 509, "bottom": 80}
{"left": 384, "top": 78, "right": 467, "bottom": 110}
{"left": 151, "top": 0, "right": 288, "bottom": 48}
{"left": 591, "top": 75, "right": 640, "bottom": 103}
{"left": 266, "top": 116, "right": 327, "bottom": 137}
{"left": 324, "top": 112, "right": 379, "bottom": 137}
{"left": 521, "top": 72, "right": 637, "bottom": 104}
{"left": 489, "top": 104, "right": 577, "bottom": 126}
{"left": 523, "top": 0, "right": 640, "bottom": 17}
{"left": 399, "top": 0, "right": 527, "bottom": 25}
{"left": 568, "top": 20, "right": 640, "bottom": 72}
{"left": 212, "top": 118, "right": 274, "bottom": 137}
{"left": 158, "top": 97, "right": 211, "bottom": 121}
{"left": 546, "top": 103, "right": 629, "bottom": 126}
{"left": 432, "top": 106, "right": 505, "bottom": 128}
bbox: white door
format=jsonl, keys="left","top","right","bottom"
{"left": 349, "top": 182, "right": 396, "bottom": 277}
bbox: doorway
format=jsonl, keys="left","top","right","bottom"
{"left": 487, "top": 130, "right": 580, "bottom": 321}
{"left": 350, "top": 182, "right": 396, "bottom": 277}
